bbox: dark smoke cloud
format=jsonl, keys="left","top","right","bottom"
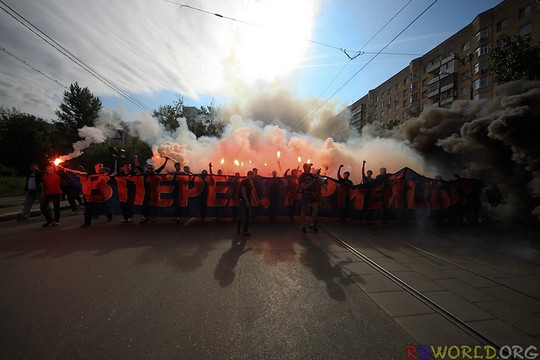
{"left": 366, "top": 80, "right": 540, "bottom": 222}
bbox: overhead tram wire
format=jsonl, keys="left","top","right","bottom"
{"left": 291, "top": 0, "right": 414, "bottom": 133}
{"left": 290, "top": 0, "right": 440, "bottom": 133}
{"left": 162, "top": 0, "right": 421, "bottom": 59}
{"left": 0, "top": 0, "right": 153, "bottom": 114}
{"left": 1, "top": 47, "right": 119, "bottom": 116}
{"left": 1, "top": 47, "right": 68, "bottom": 89}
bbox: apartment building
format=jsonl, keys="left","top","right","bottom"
{"left": 349, "top": 0, "right": 539, "bottom": 129}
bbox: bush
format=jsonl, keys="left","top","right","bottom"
{"left": 0, "top": 164, "right": 17, "bottom": 177}
{"left": 0, "top": 176, "right": 25, "bottom": 197}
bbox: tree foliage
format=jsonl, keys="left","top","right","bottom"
{"left": 153, "top": 96, "right": 183, "bottom": 131}
{"left": 55, "top": 82, "right": 102, "bottom": 147}
{"left": 0, "top": 107, "right": 57, "bottom": 174}
{"left": 490, "top": 34, "right": 540, "bottom": 84}
{"left": 153, "top": 96, "right": 224, "bottom": 138}
{"left": 188, "top": 101, "right": 224, "bottom": 138}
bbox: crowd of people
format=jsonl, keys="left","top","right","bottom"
{"left": 17, "top": 157, "right": 465, "bottom": 233}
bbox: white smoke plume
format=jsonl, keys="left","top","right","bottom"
{"left": 57, "top": 109, "right": 118, "bottom": 162}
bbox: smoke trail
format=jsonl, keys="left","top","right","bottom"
{"left": 57, "top": 109, "right": 118, "bottom": 161}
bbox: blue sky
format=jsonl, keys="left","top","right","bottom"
{"left": 0, "top": 0, "right": 500, "bottom": 121}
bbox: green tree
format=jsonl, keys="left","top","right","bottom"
{"left": 186, "top": 101, "right": 224, "bottom": 138}
{"left": 55, "top": 82, "right": 102, "bottom": 147}
{"left": 154, "top": 97, "right": 224, "bottom": 138}
{"left": 153, "top": 96, "right": 183, "bottom": 131}
{"left": 490, "top": 34, "right": 540, "bottom": 84}
{"left": 0, "top": 107, "right": 56, "bottom": 174}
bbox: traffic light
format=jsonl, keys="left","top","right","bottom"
{"left": 109, "top": 146, "right": 118, "bottom": 158}
{"left": 109, "top": 147, "right": 125, "bottom": 159}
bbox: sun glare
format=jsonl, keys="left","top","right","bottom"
{"left": 233, "top": 0, "right": 316, "bottom": 82}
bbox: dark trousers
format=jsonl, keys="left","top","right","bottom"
{"left": 236, "top": 199, "right": 251, "bottom": 232}
{"left": 84, "top": 202, "right": 111, "bottom": 226}
{"left": 40, "top": 194, "right": 60, "bottom": 223}
{"left": 120, "top": 201, "right": 133, "bottom": 220}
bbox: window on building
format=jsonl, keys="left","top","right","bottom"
{"left": 474, "top": 92, "right": 489, "bottom": 100}
{"left": 402, "top": 100, "right": 407, "bottom": 107}
{"left": 519, "top": 4, "right": 532, "bottom": 18}
{"left": 475, "top": 45, "right": 490, "bottom": 57}
{"left": 496, "top": 19, "right": 508, "bottom": 32}
{"left": 380, "top": 111, "right": 384, "bottom": 118}
{"left": 395, "top": 83, "right": 399, "bottom": 90}
{"left": 395, "top": 104, "right": 399, "bottom": 111}
{"left": 474, "top": 76, "right": 489, "bottom": 90}
{"left": 461, "top": 70, "right": 471, "bottom": 80}
{"left": 475, "top": 28, "right": 489, "bottom": 43}
{"left": 381, "top": 90, "right": 385, "bottom": 97}
{"left": 410, "top": 82, "right": 418, "bottom": 91}
{"left": 462, "top": 42, "right": 470, "bottom": 52}
{"left": 460, "top": 87, "right": 470, "bottom": 96}
{"left": 411, "top": 71, "right": 419, "bottom": 79}
{"left": 519, "top": 23, "right": 532, "bottom": 36}
{"left": 409, "top": 94, "right": 418, "bottom": 103}
{"left": 422, "top": 90, "right": 427, "bottom": 99}
{"left": 474, "top": 60, "right": 489, "bottom": 74}
{"left": 395, "top": 94, "right": 399, "bottom": 101}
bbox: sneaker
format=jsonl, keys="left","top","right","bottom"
{"left": 120, "top": 219, "right": 128, "bottom": 223}
{"left": 42, "top": 221, "right": 52, "bottom": 228}
{"left": 127, "top": 217, "right": 133, "bottom": 223}
{"left": 309, "top": 224, "right": 318, "bottom": 233}
{"left": 301, "top": 226, "right": 307, "bottom": 233}
{"left": 50, "top": 221, "right": 59, "bottom": 227}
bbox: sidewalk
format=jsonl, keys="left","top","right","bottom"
{"left": 0, "top": 196, "right": 73, "bottom": 222}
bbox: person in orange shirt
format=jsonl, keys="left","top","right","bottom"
{"left": 40, "top": 164, "right": 63, "bottom": 227}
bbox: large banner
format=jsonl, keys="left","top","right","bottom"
{"left": 72, "top": 167, "right": 483, "bottom": 221}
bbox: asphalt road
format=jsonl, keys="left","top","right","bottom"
{"left": 0, "top": 214, "right": 415, "bottom": 359}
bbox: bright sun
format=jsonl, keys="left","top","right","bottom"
{"left": 232, "top": 0, "right": 317, "bottom": 83}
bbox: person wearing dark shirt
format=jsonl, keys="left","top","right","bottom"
{"left": 117, "top": 163, "right": 137, "bottom": 223}
{"left": 266, "top": 170, "right": 282, "bottom": 221}
{"left": 139, "top": 157, "right": 169, "bottom": 224}
{"left": 284, "top": 168, "right": 299, "bottom": 222}
{"left": 361, "top": 160, "right": 374, "bottom": 184}
{"left": 18, "top": 163, "right": 44, "bottom": 221}
{"left": 236, "top": 170, "right": 254, "bottom": 236}
{"left": 299, "top": 163, "right": 319, "bottom": 233}
{"left": 337, "top": 165, "right": 353, "bottom": 220}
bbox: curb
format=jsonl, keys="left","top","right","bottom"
{"left": 0, "top": 204, "right": 73, "bottom": 222}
